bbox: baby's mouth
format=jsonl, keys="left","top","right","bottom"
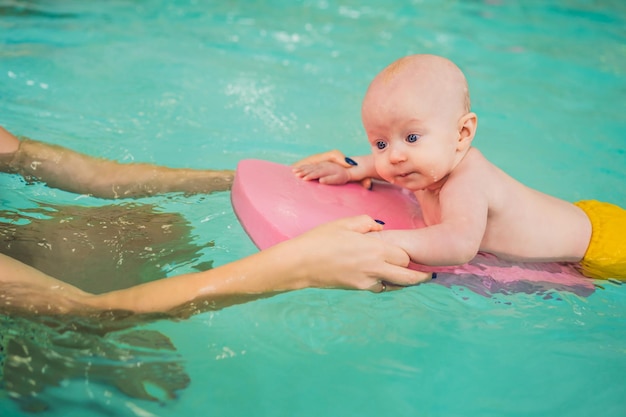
{"left": 389, "top": 172, "right": 410, "bottom": 185}
{"left": 388, "top": 171, "right": 415, "bottom": 184}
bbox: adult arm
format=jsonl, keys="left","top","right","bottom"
{"left": 0, "top": 127, "right": 234, "bottom": 198}
{"left": 0, "top": 216, "right": 432, "bottom": 316}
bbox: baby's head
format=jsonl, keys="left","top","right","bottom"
{"left": 361, "top": 55, "right": 477, "bottom": 191}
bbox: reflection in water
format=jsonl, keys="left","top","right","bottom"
{"left": 0, "top": 202, "right": 214, "bottom": 411}
{"left": 1, "top": 314, "right": 190, "bottom": 412}
{"left": 0, "top": 3, "right": 79, "bottom": 19}
{"left": 0, "top": 202, "right": 212, "bottom": 293}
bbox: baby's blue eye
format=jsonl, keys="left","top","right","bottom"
{"left": 376, "top": 141, "right": 387, "bottom": 150}
{"left": 406, "top": 133, "right": 420, "bottom": 143}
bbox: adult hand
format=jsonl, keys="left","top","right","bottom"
{"left": 292, "top": 149, "right": 373, "bottom": 189}
{"left": 281, "top": 215, "right": 432, "bottom": 292}
{"left": 292, "top": 149, "right": 353, "bottom": 169}
{"left": 293, "top": 160, "right": 351, "bottom": 185}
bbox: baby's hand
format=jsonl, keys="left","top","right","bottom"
{"left": 293, "top": 161, "right": 351, "bottom": 185}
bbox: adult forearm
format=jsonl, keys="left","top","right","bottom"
{"left": 0, "top": 246, "right": 297, "bottom": 316}
{"left": 0, "top": 253, "right": 94, "bottom": 315}
{"left": 0, "top": 244, "right": 296, "bottom": 316}
{"left": 88, "top": 242, "right": 306, "bottom": 313}
{"left": 4, "top": 137, "right": 234, "bottom": 199}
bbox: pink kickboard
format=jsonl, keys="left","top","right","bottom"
{"left": 231, "top": 159, "right": 595, "bottom": 295}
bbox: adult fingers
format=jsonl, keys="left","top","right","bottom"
{"left": 367, "top": 281, "right": 387, "bottom": 293}
{"left": 378, "top": 238, "right": 412, "bottom": 267}
{"left": 330, "top": 215, "right": 384, "bottom": 234}
{"left": 364, "top": 267, "right": 432, "bottom": 293}
{"left": 378, "top": 242, "right": 433, "bottom": 286}
{"left": 292, "top": 150, "right": 351, "bottom": 168}
{"left": 373, "top": 263, "right": 433, "bottom": 288}
{"left": 293, "top": 161, "right": 349, "bottom": 184}
{"left": 292, "top": 163, "right": 317, "bottom": 179}
{"left": 367, "top": 281, "right": 407, "bottom": 293}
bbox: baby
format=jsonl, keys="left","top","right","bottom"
{"left": 294, "top": 54, "right": 626, "bottom": 280}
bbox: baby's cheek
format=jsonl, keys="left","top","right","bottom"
{"left": 373, "top": 157, "right": 385, "bottom": 174}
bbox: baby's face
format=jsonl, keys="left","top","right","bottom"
{"left": 361, "top": 76, "right": 464, "bottom": 192}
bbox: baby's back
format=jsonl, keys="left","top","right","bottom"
{"left": 471, "top": 150, "right": 592, "bottom": 262}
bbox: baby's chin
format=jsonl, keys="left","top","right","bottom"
{"left": 387, "top": 179, "right": 411, "bottom": 190}
{"left": 388, "top": 174, "right": 431, "bottom": 192}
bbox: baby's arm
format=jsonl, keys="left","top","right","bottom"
{"left": 378, "top": 175, "right": 490, "bottom": 266}
{"left": 293, "top": 149, "right": 379, "bottom": 186}
{"left": 0, "top": 127, "right": 234, "bottom": 199}
{"left": 377, "top": 221, "right": 485, "bottom": 266}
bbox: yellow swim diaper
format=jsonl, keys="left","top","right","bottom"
{"left": 574, "top": 200, "right": 626, "bottom": 280}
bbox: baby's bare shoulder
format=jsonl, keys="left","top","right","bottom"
{"left": 446, "top": 148, "right": 524, "bottom": 214}
{"left": 449, "top": 148, "right": 501, "bottom": 186}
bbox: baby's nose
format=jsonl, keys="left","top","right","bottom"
{"left": 388, "top": 146, "right": 407, "bottom": 163}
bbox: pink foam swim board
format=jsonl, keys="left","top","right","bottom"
{"left": 231, "top": 159, "right": 595, "bottom": 296}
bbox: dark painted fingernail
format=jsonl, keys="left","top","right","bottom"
{"left": 374, "top": 219, "right": 385, "bottom": 225}
{"left": 345, "top": 157, "right": 358, "bottom": 166}
{"left": 431, "top": 272, "right": 437, "bottom": 280}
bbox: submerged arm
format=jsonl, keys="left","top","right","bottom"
{"left": 0, "top": 127, "right": 234, "bottom": 199}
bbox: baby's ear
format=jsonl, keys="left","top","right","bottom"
{"left": 457, "top": 112, "right": 477, "bottom": 151}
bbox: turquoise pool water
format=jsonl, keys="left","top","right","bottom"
{"left": 1, "top": 0, "right": 625, "bottom": 416}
